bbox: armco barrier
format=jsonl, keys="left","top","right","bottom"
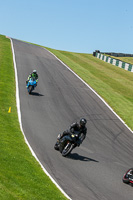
{"left": 95, "top": 52, "right": 133, "bottom": 72}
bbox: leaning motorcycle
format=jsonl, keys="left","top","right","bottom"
{"left": 54, "top": 133, "right": 79, "bottom": 157}
{"left": 123, "top": 168, "right": 133, "bottom": 186}
{"left": 26, "top": 78, "right": 37, "bottom": 94}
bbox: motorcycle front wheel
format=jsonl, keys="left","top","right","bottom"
{"left": 28, "top": 85, "right": 33, "bottom": 94}
{"left": 62, "top": 142, "right": 73, "bottom": 157}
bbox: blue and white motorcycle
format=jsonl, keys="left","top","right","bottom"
{"left": 26, "top": 77, "right": 37, "bottom": 94}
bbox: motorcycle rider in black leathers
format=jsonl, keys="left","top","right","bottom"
{"left": 55, "top": 118, "right": 87, "bottom": 150}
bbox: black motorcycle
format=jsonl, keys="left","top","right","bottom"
{"left": 54, "top": 133, "right": 79, "bottom": 157}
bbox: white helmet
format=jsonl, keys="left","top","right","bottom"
{"left": 33, "top": 70, "right": 37, "bottom": 74}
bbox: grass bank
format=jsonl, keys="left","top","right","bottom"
{"left": 45, "top": 47, "right": 133, "bottom": 131}
{"left": 0, "top": 35, "right": 68, "bottom": 200}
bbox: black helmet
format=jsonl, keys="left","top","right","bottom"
{"left": 80, "top": 118, "right": 87, "bottom": 127}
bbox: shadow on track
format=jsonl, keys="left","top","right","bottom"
{"left": 67, "top": 153, "right": 99, "bottom": 162}
{"left": 30, "top": 92, "right": 44, "bottom": 96}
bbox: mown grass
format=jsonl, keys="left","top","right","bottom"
{"left": 45, "top": 47, "right": 133, "bottom": 131}
{"left": 0, "top": 35, "right": 68, "bottom": 200}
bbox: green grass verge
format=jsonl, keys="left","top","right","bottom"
{"left": 0, "top": 35, "right": 68, "bottom": 200}
{"left": 45, "top": 47, "right": 133, "bottom": 131}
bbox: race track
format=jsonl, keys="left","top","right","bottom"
{"left": 12, "top": 39, "right": 133, "bottom": 200}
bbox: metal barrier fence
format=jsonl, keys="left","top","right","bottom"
{"left": 94, "top": 52, "right": 133, "bottom": 72}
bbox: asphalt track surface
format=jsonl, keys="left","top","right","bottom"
{"left": 12, "top": 39, "right": 133, "bottom": 200}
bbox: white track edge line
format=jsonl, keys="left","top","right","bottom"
{"left": 10, "top": 37, "right": 72, "bottom": 200}
{"left": 45, "top": 48, "right": 133, "bottom": 134}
